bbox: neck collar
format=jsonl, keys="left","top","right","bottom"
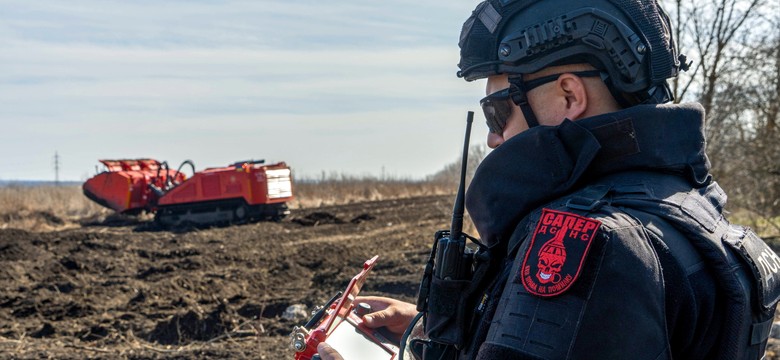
{"left": 466, "top": 103, "right": 710, "bottom": 246}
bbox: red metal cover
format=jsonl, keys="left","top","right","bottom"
{"left": 158, "top": 161, "right": 293, "bottom": 206}
{"left": 84, "top": 159, "right": 184, "bottom": 213}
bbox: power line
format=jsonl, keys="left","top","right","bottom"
{"left": 54, "top": 151, "right": 60, "bottom": 186}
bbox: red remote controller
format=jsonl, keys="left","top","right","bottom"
{"left": 291, "top": 255, "right": 399, "bottom": 360}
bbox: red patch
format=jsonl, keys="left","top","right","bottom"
{"left": 520, "top": 209, "right": 601, "bottom": 297}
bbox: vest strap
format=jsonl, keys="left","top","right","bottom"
{"left": 565, "top": 185, "right": 611, "bottom": 212}
{"left": 751, "top": 318, "right": 773, "bottom": 345}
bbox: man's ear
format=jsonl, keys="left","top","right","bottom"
{"left": 557, "top": 73, "right": 588, "bottom": 120}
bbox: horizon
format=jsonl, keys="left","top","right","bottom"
{"left": 0, "top": 1, "right": 489, "bottom": 182}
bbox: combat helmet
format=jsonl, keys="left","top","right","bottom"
{"left": 458, "top": 0, "right": 689, "bottom": 111}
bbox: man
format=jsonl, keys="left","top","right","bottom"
{"left": 318, "top": 0, "right": 780, "bottom": 359}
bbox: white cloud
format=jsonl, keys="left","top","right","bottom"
{"left": 0, "top": 0, "right": 489, "bottom": 181}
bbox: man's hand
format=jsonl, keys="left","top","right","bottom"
{"left": 356, "top": 296, "right": 418, "bottom": 340}
{"left": 317, "top": 342, "right": 344, "bottom": 360}
{"left": 314, "top": 297, "right": 417, "bottom": 360}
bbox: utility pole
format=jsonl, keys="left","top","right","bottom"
{"left": 54, "top": 151, "right": 60, "bottom": 186}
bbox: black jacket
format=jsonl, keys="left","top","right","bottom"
{"left": 463, "top": 103, "right": 767, "bottom": 359}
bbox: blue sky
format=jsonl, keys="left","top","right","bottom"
{"left": 0, "top": 0, "right": 487, "bottom": 181}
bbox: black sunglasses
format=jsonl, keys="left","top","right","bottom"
{"left": 479, "top": 70, "right": 602, "bottom": 134}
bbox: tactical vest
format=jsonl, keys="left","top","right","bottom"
{"left": 595, "top": 172, "right": 780, "bottom": 359}
{"left": 414, "top": 172, "right": 780, "bottom": 360}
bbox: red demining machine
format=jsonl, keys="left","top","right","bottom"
{"left": 83, "top": 158, "right": 294, "bottom": 227}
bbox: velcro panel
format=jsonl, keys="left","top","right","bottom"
{"left": 723, "top": 225, "right": 780, "bottom": 311}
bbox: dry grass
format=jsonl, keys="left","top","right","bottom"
{"left": 0, "top": 185, "right": 111, "bottom": 231}
{"left": 3, "top": 181, "right": 779, "bottom": 244}
{"left": 0, "top": 185, "right": 106, "bottom": 216}
{"left": 288, "top": 178, "right": 454, "bottom": 209}
{"left": 728, "top": 209, "right": 780, "bottom": 246}
{"left": 0, "top": 179, "right": 456, "bottom": 231}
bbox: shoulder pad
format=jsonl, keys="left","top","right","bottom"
{"left": 724, "top": 225, "right": 780, "bottom": 311}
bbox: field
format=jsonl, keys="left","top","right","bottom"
{"left": 1, "top": 184, "right": 779, "bottom": 359}
{"left": 0, "top": 183, "right": 459, "bottom": 359}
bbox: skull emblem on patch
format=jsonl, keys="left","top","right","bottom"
{"left": 536, "top": 227, "right": 567, "bottom": 284}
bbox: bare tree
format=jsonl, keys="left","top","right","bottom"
{"left": 427, "top": 145, "right": 487, "bottom": 187}
{"left": 731, "top": 20, "right": 780, "bottom": 216}
{"left": 668, "top": 0, "right": 699, "bottom": 102}
{"left": 707, "top": 8, "right": 780, "bottom": 227}
{"left": 665, "top": 0, "right": 763, "bottom": 102}
{"left": 662, "top": 0, "right": 780, "bottom": 226}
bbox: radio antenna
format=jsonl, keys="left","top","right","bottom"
{"left": 450, "top": 111, "right": 473, "bottom": 244}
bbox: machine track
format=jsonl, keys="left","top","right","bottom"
{"left": 154, "top": 198, "right": 289, "bottom": 227}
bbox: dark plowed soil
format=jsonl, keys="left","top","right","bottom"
{"left": 0, "top": 195, "right": 456, "bottom": 359}
{"left": 1, "top": 194, "right": 779, "bottom": 359}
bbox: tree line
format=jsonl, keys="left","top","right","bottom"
{"left": 665, "top": 0, "right": 779, "bottom": 229}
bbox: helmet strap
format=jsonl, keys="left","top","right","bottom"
{"left": 508, "top": 70, "right": 601, "bottom": 128}
{"left": 508, "top": 77, "right": 540, "bottom": 128}
{"left": 519, "top": 102, "right": 540, "bottom": 128}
